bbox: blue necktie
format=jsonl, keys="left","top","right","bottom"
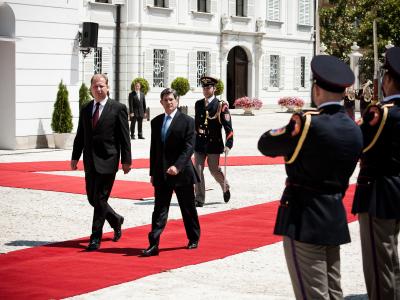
{"left": 161, "top": 115, "right": 171, "bottom": 142}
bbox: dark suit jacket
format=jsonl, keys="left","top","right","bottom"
{"left": 72, "top": 99, "right": 131, "bottom": 174}
{"left": 150, "top": 110, "right": 199, "bottom": 187}
{"left": 128, "top": 91, "right": 146, "bottom": 118}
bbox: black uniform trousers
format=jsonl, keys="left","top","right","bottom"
{"left": 130, "top": 116, "right": 143, "bottom": 138}
{"left": 85, "top": 169, "right": 121, "bottom": 239}
{"left": 149, "top": 182, "right": 200, "bottom": 246}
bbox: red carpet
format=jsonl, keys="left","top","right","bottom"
{"left": 0, "top": 185, "right": 357, "bottom": 299}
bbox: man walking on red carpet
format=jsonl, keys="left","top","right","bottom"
{"left": 71, "top": 73, "right": 131, "bottom": 251}
{"left": 142, "top": 88, "right": 201, "bottom": 256}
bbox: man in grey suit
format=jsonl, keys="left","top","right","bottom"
{"left": 128, "top": 81, "right": 147, "bottom": 139}
{"left": 71, "top": 74, "right": 131, "bottom": 251}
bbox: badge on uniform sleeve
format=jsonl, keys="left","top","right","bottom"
{"left": 270, "top": 126, "right": 286, "bottom": 136}
{"left": 224, "top": 113, "right": 231, "bottom": 122}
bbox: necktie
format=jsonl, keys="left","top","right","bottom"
{"left": 161, "top": 115, "right": 171, "bottom": 142}
{"left": 92, "top": 102, "right": 100, "bottom": 128}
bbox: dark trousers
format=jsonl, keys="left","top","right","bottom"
{"left": 130, "top": 116, "right": 143, "bottom": 138}
{"left": 85, "top": 170, "right": 121, "bottom": 239}
{"left": 148, "top": 183, "right": 201, "bottom": 246}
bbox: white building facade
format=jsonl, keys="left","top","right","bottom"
{"left": 0, "top": 0, "right": 314, "bottom": 149}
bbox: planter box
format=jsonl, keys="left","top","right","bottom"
{"left": 53, "top": 133, "right": 74, "bottom": 149}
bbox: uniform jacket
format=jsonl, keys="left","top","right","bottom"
{"left": 194, "top": 97, "right": 233, "bottom": 154}
{"left": 150, "top": 110, "right": 199, "bottom": 187}
{"left": 258, "top": 104, "right": 363, "bottom": 245}
{"left": 71, "top": 99, "right": 132, "bottom": 174}
{"left": 128, "top": 91, "right": 146, "bottom": 118}
{"left": 352, "top": 97, "right": 400, "bottom": 219}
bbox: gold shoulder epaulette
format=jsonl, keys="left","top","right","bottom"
{"left": 285, "top": 114, "right": 312, "bottom": 164}
{"left": 303, "top": 110, "right": 320, "bottom": 116}
{"left": 363, "top": 103, "right": 393, "bottom": 153}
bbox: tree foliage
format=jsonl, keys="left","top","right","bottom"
{"left": 51, "top": 80, "right": 73, "bottom": 133}
{"left": 320, "top": 0, "right": 400, "bottom": 81}
{"left": 171, "top": 77, "right": 190, "bottom": 97}
{"left": 131, "top": 77, "right": 150, "bottom": 95}
{"left": 214, "top": 79, "right": 224, "bottom": 96}
{"left": 79, "top": 82, "right": 91, "bottom": 110}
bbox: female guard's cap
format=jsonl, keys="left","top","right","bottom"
{"left": 384, "top": 47, "right": 400, "bottom": 78}
{"left": 311, "top": 55, "right": 355, "bottom": 93}
{"left": 200, "top": 76, "right": 218, "bottom": 87}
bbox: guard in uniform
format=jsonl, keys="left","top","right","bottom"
{"left": 194, "top": 76, "right": 233, "bottom": 207}
{"left": 258, "top": 55, "right": 363, "bottom": 299}
{"left": 352, "top": 47, "right": 400, "bottom": 300}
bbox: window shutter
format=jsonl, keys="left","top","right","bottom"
{"left": 102, "top": 47, "right": 112, "bottom": 77}
{"left": 210, "top": 0, "right": 217, "bottom": 13}
{"left": 189, "top": 52, "right": 197, "bottom": 87}
{"left": 168, "top": 0, "right": 176, "bottom": 8}
{"left": 294, "top": 56, "right": 301, "bottom": 89}
{"left": 228, "top": 0, "right": 235, "bottom": 16}
{"left": 305, "top": 56, "right": 311, "bottom": 89}
{"left": 210, "top": 52, "right": 216, "bottom": 77}
{"left": 262, "top": 54, "right": 270, "bottom": 90}
{"left": 190, "top": 0, "right": 197, "bottom": 11}
{"left": 247, "top": 0, "right": 255, "bottom": 17}
{"left": 144, "top": 48, "right": 153, "bottom": 87}
{"left": 279, "top": 56, "right": 285, "bottom": 89}
{"left": 168, "top": 50, "right": 175, "bottom": 85}
{"left": 84, "top": 51, "right": 95, "bottom": 86}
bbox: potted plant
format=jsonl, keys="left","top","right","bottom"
{"left": 278, "top": 96, "right": 305, "bottom": 112}
{"left": 234, "top": 96, "right": 263, "bottom": 115}
{"left": 79, "top": 82, "right": 91, "bottom": 110}
{"left": 215, "top": 79, "right": 224, "bottom": 97}
{"left": 51, "top": 80, "right": 73, "bottom": 149}
{"left": 131, "top": 77, "right": 150, "bottom": 95}
{"left": 171, "top": 77, "right": 190, "bottom": 114}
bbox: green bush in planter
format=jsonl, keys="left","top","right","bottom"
{"left": 171, "top": 77, "right": 190, "bottom": 97}
{"left": 131, "top": 77, "right": 150, "bottom": 95}
{"left": 215, "top": 79, "right": 224, "bottom": 96}
{"left": 79, "top": 82, "right": 91, "bottom": 110}
{"left": 51, "top": 80, "right": 73, "bottom": 133}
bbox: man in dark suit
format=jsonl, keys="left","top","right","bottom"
{"left": 71, "top": 73, "right": 132, "bottom": 251}
{"left": 258, "top": 55, "right": 363, "bottom": 299}
{"left": 128, "top": 81, "right": 147, "bottom": 139}
{"left": 352, "top": 47, "right": 400, "bottom": 299}
{"left": 142, "top": 88, "right": 201, "bottom": 257}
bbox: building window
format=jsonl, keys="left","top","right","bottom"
{"left": 270, "top": 55, "right": 280, "bottom": 87}
{"left": 300, "top": 56, "right": 305, "bottom": 88}
{"left": 198, "top": 0, "right": 209, "bottom": 12}
{"left": 267, "top": 0, "right": 280, "bottom": 21}
{"left": 236, "top": 0, "right": 245, "bottom": 17}
{"left": 95, "top": 0, "right": 109, "bottom": 3}
{"left": 94, "top": 48, "right": 103, "bottom": 74}
{"left": 299, "top": 0, "right": 311, "bottom": 25}
{"left": 197, "top": 51, "right": 209, "bottom": 87}
{"left": 154, "top": 0, "right": 166, "bottom": 8}
{"left": 153, "top": 49, "right": 167, "bottom": 87}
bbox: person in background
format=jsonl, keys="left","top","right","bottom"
{"left": 142, "top": 88, "right": 200, "bottom": 257}
{"left": 128, "top": 81, "right": 147, "bottom": 139}
{"left": 352, "top": 46, "right": 400, "bottom": 300}
{"left": 71, "top": 73, "right": 131, "bottom": 251}
{"left": 193, "top": 76, "right": 233, "bottom": 207}
{"left": 258, "top": 55, "right": 363, "bottom": 299}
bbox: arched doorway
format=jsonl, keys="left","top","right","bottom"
{"left": 227, "top": 46, "right": 248, "bottom": 108}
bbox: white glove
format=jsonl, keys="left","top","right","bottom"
{"left": 224, "top": 146, "right": 230, "bottom": 154}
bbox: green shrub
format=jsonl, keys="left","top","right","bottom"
{"left": 79, "top": 82, "right": 91, "bottom": 110}
{"left": 215, "top": 79, "right": 224, "bottom": 96}
{"left": 171, "top": 77, "right": 190, "bottom": 97}
{"left": 131, "top": 77, "right": 150, "bottom": 95}
{"left": 51, "top": 80, "right": 73, "bottom": 133}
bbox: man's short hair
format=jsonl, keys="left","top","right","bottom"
{"left": 160, "top": 88, "right": 178, "bottom": 100}
{"left": 91, "top": 73, "right": 109, "bottom": 86}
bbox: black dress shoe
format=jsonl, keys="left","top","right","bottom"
{"left": 223, "top": 189, "right": 231, "bottom": 203}
{"left": 138, "top": 136, "right": 145, "bottom": 139}
{"left": 187, "top": 241, "right": 199, "bottom": 249}
{"left": 141, "top": 245, "right": 159, "bottom": 257}
{"left": 131, "top": 136, "right": 135, "bottom": 140}
{"left": 195, "top": 201, "right": 204, "bottom": 207}
{"left": 87, "top": 238, "right": 101, "bottom": 251}
{"left": 113, "top": 216, "right": 124, "bottom": 242}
